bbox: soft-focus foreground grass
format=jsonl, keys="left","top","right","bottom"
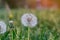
{"left": 0, "top": 8, "right": 60, "bottom": 40}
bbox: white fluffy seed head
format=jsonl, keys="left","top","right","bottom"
{"left": 21, "top": 13, "right": 37, "bottom": 28}
{"left": 0, "top": 21, "right": 6, "bottom": 34}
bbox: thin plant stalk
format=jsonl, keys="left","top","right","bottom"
{"left": 11, "top": 30, "right": 13, "bottom": 40}
{"left": 5, "top": 2, "right": 12, "bottom": 14}
{"left": 12, "top": 30, "right": 13, "bottom": 40}
{"left": 0, "top": 35, "right": 1, "bottom": 40}
{"left": 28, "top": 27, "right": 30, "bottom": 40}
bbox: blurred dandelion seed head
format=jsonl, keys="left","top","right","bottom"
{"left": 0, "top": 21, "right": 6, "bottom": 34}
{"left": 21, "top": 13, "right": 37, "bottom": 28}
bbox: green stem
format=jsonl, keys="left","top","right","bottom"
{"left": 10, "top": 29, "right": 13, "bottom": 40}
{"left": 28, "top": 27, "right": 30, "bottom": 40}
{"left": 12, "top": 30, "right": 14, "bottom": 40}
{"left": 0, "top": 35, "right": 1, "bottom": 40}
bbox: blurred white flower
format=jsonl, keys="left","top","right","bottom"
{"left": 21, "top": 13, "right": 37, "bottom": 28}
{"left": 0, "top": 21, "right": 6, "bottom": 34}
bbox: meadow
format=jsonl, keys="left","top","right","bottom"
{"left": 0, "top": 8, "right": 60, "bottom": 40}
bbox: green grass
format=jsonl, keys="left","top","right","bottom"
{"left": 0, "top": 9, "right": 60, "bottom": 40}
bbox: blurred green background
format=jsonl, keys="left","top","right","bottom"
{"left": 0, "top": 8, "right": 60, "bottom": 40}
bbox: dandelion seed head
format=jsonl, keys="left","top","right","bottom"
{"left": 21, "top": 13, "right": 37, "bottom": 28}
{"left": 0, "top": 21, "right": 6, "bottom": 34}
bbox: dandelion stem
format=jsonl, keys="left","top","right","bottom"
{"left": 12, "top": 30, "right": 13, "bottom": 40}
{"left": 28, "top": 27, "right": 30, "bottom": 40}
{"left": 0, "top": 35, "right": 1, "bottom": 40}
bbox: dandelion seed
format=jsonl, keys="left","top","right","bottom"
{"left": 21, "top": 13, "right": 37, "bottom": 28}
{"left": 0, "top": 21, "right": 6, "bottom": 34}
